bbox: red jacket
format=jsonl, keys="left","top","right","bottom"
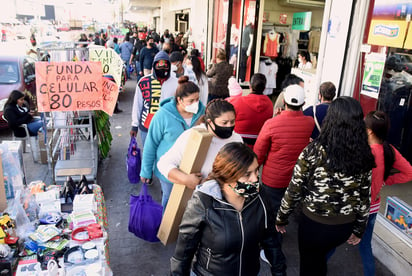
{"left": 369, "top": 144, "right": 412, "bottom": 214}
{"left": 229, "top": 93, "right": 273, "bottom": 148}
{"left": 254, "top": 110, "right": 314, "bottom": 188}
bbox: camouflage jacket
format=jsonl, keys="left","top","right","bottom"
{"left": 276, "top": 143, "right": 371, "bottom": 238}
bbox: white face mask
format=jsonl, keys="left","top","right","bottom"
{"left": 186, "top": 65, "right": 193, "bottom": 71}
{"left": 298, "top": 58, "right": 303, "bottom": 64}
{"left": 171, "top": 64, "right": 178, "bottom": 72}
{"left": 184, "top": 101, "right": 199, "bottom": 114}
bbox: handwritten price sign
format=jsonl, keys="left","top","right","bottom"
{"left": 35, "top": 61, "right": 103, "bottom": 112}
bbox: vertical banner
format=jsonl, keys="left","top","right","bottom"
{"left": 361, "top": 53, "right": 386, "bottom": 99}
{"left": 35, "top": 61, "right": 103, "bottom": 112}
{"left": 102, "top": 77, "right": 119, "bottom": 116}
{"left": 89, "top": 46, "right": 123, "bottom": 86}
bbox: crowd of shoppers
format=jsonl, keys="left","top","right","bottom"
{"left": 81, "top": 26, "right": 412, "bottom": 276}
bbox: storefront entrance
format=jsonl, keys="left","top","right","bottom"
{"left": 209, "top": 0, "right": 326, "bottom": 99}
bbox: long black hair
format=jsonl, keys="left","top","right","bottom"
{"left": 5, "top": 90, "right": 25, "bottom": 107}
{"left": 188, "top": 55, "right": 205, "bottom": 85}
{"left": 365, "top": 111, "right": 394, "bottom": 180}
{"left": 313, "top": 96, "right": 375, "bottom": 175}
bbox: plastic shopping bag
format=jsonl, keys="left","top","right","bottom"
{"left": 128, "top": 183, "right": 162, "bottom": 242}
{"left": 126, "top": 136, "right": 141, "bottom": 184}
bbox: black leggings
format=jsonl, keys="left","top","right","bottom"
{"left": 298, "top": 214, "right": 354, "bottom": 276}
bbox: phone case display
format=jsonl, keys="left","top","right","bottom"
{"left": 94, "top": 111, "right": 112, "bottom": 159}
{"left": 2, "top": 180, "right": 112, "bottom": 275}
{"left": 385, "top": 196, "right": 412, "bottom": 240}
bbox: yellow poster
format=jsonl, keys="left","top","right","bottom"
{"left": 404, "top": 23, "right": 412, "bottom": 49}
{"left": 367, "top": 20, "right": 408, "bottom": 48}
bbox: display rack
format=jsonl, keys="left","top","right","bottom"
{"left": 49, "top": 111, "right": 98, "bottom": 184}
{"left": 37, "top": 44, "right": 99, "bottom": 184}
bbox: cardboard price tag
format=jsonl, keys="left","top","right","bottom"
{"left": 35, "top": 61, "right": 103, "bottom": 112}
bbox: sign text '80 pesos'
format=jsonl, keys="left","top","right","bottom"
{"left": 35, "top": 61, "right": 103, "bottom": 112}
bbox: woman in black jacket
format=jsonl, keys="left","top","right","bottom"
{"left": 3, "top": 90, "right": 42, "bottom": 137}
{"left": 171, "top": 142, "right": 281, "bottom": 276}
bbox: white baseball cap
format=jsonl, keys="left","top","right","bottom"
{"left": 284, "top": 84, "right": 305, "bottom": 106}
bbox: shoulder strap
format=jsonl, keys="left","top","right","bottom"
{"left": 313, "top": 105, "right": 321, "bottom": 132}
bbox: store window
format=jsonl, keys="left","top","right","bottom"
{"left": 259, "top": 0, "right": 325, "bottom": 98}
{"left": 211, "top": 0, "right": 229, "bottom": 62}
{"left": 357, "top": 0, "right": 412, "bottom": 241}
{"left": 238, "top": 0, "right": 258, "bottom": 84}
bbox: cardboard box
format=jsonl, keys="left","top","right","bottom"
{"left": 157, "top": 128, "right": 213, "bottom": 245}
{"left": 384, "top": 196, "right": 412, "bottom": 239}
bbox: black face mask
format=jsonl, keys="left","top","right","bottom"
{"left": 209, "top": 121, "right": 234, "bottom": 139}
{"left": 154, "top": 68, "right": 169, "bottom": 80}
{"left": 230, "top": 179, "right": 260, "bottom": 198}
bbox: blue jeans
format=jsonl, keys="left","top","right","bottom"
{"left": 123, "top": 59, "right": 130, "bottom": 79}
{"left": 359, "top": 213, "right": 377, "bottom": 276}
{"left": 27, "top": 119, "right": 43, "bottom": 136}
{"left": 135, "top": 61, "right": 141, "bottom": 82}
{"left": 139, "top": 130, "right": 147, "bottom": 148}
{"left": 160, "top": 179, "right": 173, "bottom": 210}
{"left": 259, "top": 184, "right": 287, "bottom": 274}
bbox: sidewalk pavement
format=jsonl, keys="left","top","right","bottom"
{"left": 1, "top": 78, "right": 394, "bottom": 275}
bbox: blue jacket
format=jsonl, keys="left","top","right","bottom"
{"left": 139, "top": 46, "right": 159, "bottom": 71}
{"left": 140, "top": 97, "right": 205, "bottom": 183}
{"left": 119, "top": 41, "right": 133, "bottom": 61}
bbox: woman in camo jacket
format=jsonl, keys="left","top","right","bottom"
{"left": 275, "top": 96, "right": 376, "bottom": 276}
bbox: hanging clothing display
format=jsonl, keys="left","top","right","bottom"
{"left": 259, "top": 60, "right": 278, "bottom": 95}
{"left": 308, "top": 29, "right": 322, "bottom": 53}
{"left": 263, "top": 31, "right": 279, "bottom": 58}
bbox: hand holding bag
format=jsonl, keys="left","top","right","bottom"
{"left": 126, "top": 136, "right": 141, "bottom": 184}
{"left": 128, "top": 183, "right": 162, "bottom": 242}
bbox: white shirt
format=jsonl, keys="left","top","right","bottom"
{"left": 157, "top": 124, "right": 243, "bottom": 179}
{"left": 298, "top": 61, "right": 313, "bottom": 70}
{"left": 259, "top": 61, "right": 278, "bottom": 95}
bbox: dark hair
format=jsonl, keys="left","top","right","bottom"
{"left": 281, "top": 74, "right": 304, "bottom": 90}
{"left": 314, "top": 96, "right": 375, "bottom": 175}
{"left": 208, "top": 142, "right": 257, "bottom": 184}
{"left": 113, "top": 37, "right": 118, "bottom": 43}
{"left": 188, "top": 55, "right": 205, "bottom": 85}
{"left": 170, "top": 51, "right": 183, "bottom": 63}
{"left": 365, "top": 111, "right": 394, "bottom": 180}
{"left": 319, "top": 81, "right": 336, "bottom": 101}
{"left": 5, "top": 90, "right": 25, "bottom": 107}
{"left": 285, "top": 103, "right": 302, "bottom": 111}
{"left": 175, "top": 76, "right": 200, "bottom": 100}
{"left": 190, "top": 48, "right": 200, "bottom": 57}
{"left": 299, "top": 51, "right": 311, "bottom": 62}
{"left": 204, "top": 99, "right": 236, "bottom": 124}
{"left": 250, "top": 73, "right": 266, "bottom": 95}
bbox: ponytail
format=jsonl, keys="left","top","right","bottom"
{"left": 383, "top": 141, "right": 395, "bottom": 180}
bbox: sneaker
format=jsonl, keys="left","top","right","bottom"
{"left": 260, "top": 250, "right": 271, "bottom": 267}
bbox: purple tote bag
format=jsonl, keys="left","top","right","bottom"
{"left": 128, "top": 183, "right": 163, "bottom": 242}
{"left": 126, "top": 136, "right": 141, "bottom": 184}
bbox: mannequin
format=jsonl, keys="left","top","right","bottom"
{"left": 239, "top": 20, "right": 254, "bottom": 83}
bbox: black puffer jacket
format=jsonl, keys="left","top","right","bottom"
{"left": 4, "top": 104, "right": 33, "bottom": 137}
{"left": 171, "top": 180, "right": 279, "bottom": 276}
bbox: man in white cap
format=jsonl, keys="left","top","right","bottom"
{"left": 254, "top": 84, "right": 315, "bottom": 274}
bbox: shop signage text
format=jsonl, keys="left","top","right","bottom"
{"left": 292, "top": 12, "right": 312, "bottom": 31}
